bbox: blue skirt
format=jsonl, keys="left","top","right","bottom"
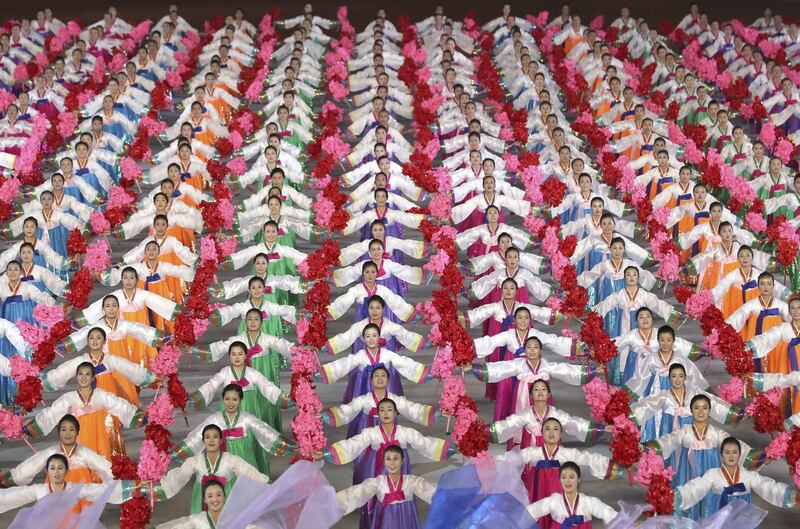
{"left": 37, "top": 226, "right": 69, "bottom": 258}
{"left": 103, "top": 122, "right": 128, "bottom": 141}
{"left": 674, "top": 446, "right": 720, "bottom": 520}
{"left": 370, "top": 497, "right": 420, "bottom": 529}
{"left": 640, "top": 373, "right": 671, "bottom": 442}
{"left": 77, "top": 171, "right": 107, "bottom": 198}
{"left": 587, "top": 277, "right": 624, "bottom": 309}
{"left": 659, "top": 413, "right": 693, "bottom": 469}
{"left": 576, "top": 247, "right": 606, "bottom": 275}
{"left": 0, "top": 337, "right": 21, "bottom": 406}
{"left": 61, "top": 185, "right": 87, "bottom": 204}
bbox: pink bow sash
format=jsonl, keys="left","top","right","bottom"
{"left": 378, "top": 337, "right": 387, "bottom": 346}
{"left": 382, "top": 478, "right": 405, "bottom": 506}
{"left": 263, "top": 286, "right": 273, "bottom": 294}
{"left": 687, "top": 437, "right": 714, "bottom": 473}
{"left": 673, "top": 406, "right": 691, "bottom": 429}
{"left": 278, "top": 130, "right": 291, "bottom": 138}
{"left": 277, "top": 228, "right": 285, "bottom": 235}
{"left": 70, "top": 402, "right": 101, "bottom": 417}
{"left": 221, "top": 427, "right": 245, "bottom": 451}
{"left": 201, "top": 474, "right": 227, "bottom": 487}
{"left": 232, "top": 378, "right": 250, "bottom": 388}
{"left": 245, "top": 345, "right": 263, "bottom": 366}
{"left": 266, "top": 252, "right": 280, "bottom": 260}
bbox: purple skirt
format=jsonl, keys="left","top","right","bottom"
{"left": 355, "top": 447, "right": 413, "bottom": 529}
{"left": 341, "top": 363, "right": 405, "bottom": 404}
{"left": 369, "top": 498, "right": 420, "bottom": 529}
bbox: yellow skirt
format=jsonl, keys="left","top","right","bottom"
{"left": 137, "top": 277, "right": 178, "bottom": 333}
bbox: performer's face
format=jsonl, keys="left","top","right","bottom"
{"left": 383, "top": 451, "right": 403, "bottom": 475}
{"left": 378, "top": 402, "right": 396, "bottom": 423}
{"left": 542, "top": 420, "right": 562, "bottom": 445}
{"left": 669, "top": 369, "right": 685, "bottom": 389}
{"left": 559, "top": 468, "right": 579, "bottom": 493}
{"left": 204, "top": 430, "right": 222, "bottom": 452}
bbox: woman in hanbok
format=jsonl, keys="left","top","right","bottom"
{"left": 336, "top": 445, "right": 436, "bottom": 529}
{"left": 17, "top": 242, "right": 66, "bottom": 297}
{"left": 710, "top": 246, "right": 769, "bottom": 319}
{"left": 317, "top": 398, "right": 455, "bottom": 529}
{"left": 747, "top": 292, "right": 800, "bottom": 413}
{"left": 338, "top": 220, "right": 424, "bottom": 269}
{"left": 8, "top": 196, "right": 84, "bottom": 258}
{"left": 236, "top": 195, "right": 317, "bottom": 248}
{"left": 41, "top": 327, "right": 156, "bottom": 416}
{"left": 211, "top": 252, "right": 305, "bottom": 303}
{"left": 152, "top": 424, "right": 269, "bottom": 513}
{"left": 342, "top": 187, "right": 422, "bottom": 240}
{"left": 115, "top": 192, "right": 202, "bottom": 251}
{"left": 326, "top": 261, "right": 417, "bottom": 324}
{"left": 726, "top": 273, "right": 790, "bottom": 365}
{"left": 645, "top": 394, "right": 766, "bottom": 520}
{"left": 463, "top": 277, "right": 560, "bottom": 398}
{"left": 190, "top": 339, "right": 292, "bottom": 431}
{"left": 451, "top": 175, "right": 532, "bottom": 232}
{"left": 333, "top": 239, "right": 424, "bottom": 297}
{"left": 77, "top": 267, "right": 179, "bottom": 368}
{"left": 579, "top": 237, "right": 661, "bottom": 310}
{"left": 475, "top": 336, "right": 595, "bottom": 422}
{"left": 154, "top": 479, "right": 239, "bottom": 529}
{"left": 0, "top": 261, "right": 55, "bottom": 325}
{"left": 0, "top": 454, "right": 125, "bottom": 516}
{"left": 27, "top": 173, "right": 94, "bottom": 224}
{"left": 455, "top": 205, "right": 531, "bottom": 259}
{"left": 123, "top": 215, "right": 199, "bottom": 270}
{"left": 498, "top": 417, "right": 618, "bottom": 516}
{"left": 0, "top": 217, "right": 67, "bottom": 271}
{"left": 632, "top": 362, "right": 743, "bottom": 450}
{"left": 209, "top": 277, "right": 296, "bottom": 358}
{"left": 526, "top": 462, "right": 618, "bottom": 529}
{"left": 100, "top": 241, "right": 194, "bottom": 322}
{"left": 25, "top": 362, "right": 145, "bottom": 460}
{"left": 568, "top": 212, "right": 651, "bottom": 275}
{"left": 488, "top": 379, "right": 608, "bottom": 452}
{"left": 72, "top": 141, "right": 113, "bottom": 200}
{"left": 467, "top": 247, "right": 553, "bottom": 307}
{"left": 1, "top": 414, "right": 111, "bottom": 487}
{"left": 625, "top": 323, "right": 708, "bottom": 411}
{"left": 173, "top": 384, "right": 293, "bottom": 476}
{"left": 222, "top": 220, "right": 306, "bottom": 305}
{"left": 614, "top": 308, "right": 703, "bottom": 389}
{"left": 318, "top": 323, "right": 431, "bottom": 404}
{"left": 675, "top": 436, "right": 797, "bottom": 518}
{"left": 750, "top": 157, "right": 793, "bottom": 204}
{"left": 322, "top": 295, "right": 425, "bottom": 357}
{"left": 593, "top": 266, "right": 681, "bottom": 338}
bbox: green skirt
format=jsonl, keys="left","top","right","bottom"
{"left": 224, "top": 434, "right": 270, "bottom": 477}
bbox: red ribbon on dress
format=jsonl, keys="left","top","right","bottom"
{"left": 232, "top": 378, "right": 250, "bottom": 388}
{"left": 220, "top": 427, "right": 244, "bottom": 451}
{"left": 245, "top": 345, "right": 263, "bottom": 367}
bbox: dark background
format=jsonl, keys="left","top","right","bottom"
{"left": 2, "top": 0, "right": 797, "bottom": 31}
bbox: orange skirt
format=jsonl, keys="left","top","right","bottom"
{"left": 77, "top": 408, "right": 125, "bottom": 461}
{"left": 136, "top": 277, "right": 178, "bottom": 333}
{"left": 721, "top": 286, "right": 759, "bottom": 320}
{"left": 121, "top": 307, "right": 159, "bottom": 369}
{"left": 167, "top": 225, "right": 196, "bottom": 251}
{"left": 699, "top": 259, "right": 739, "bottom": 292}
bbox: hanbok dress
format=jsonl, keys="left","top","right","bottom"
{"left": 336, "top": 474, "right": 436, "bottom": 529}
{"left": 173, "top": 410, "right": 292, "bottom": 476}
{"left": 646, "top": 424, "right": 765, "bottom": 519}
{"left": 25, "top": 388, "right": 145, "bottom": 460}
{"left": 152, "top": 451, "right": 269, "bottom": 514}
